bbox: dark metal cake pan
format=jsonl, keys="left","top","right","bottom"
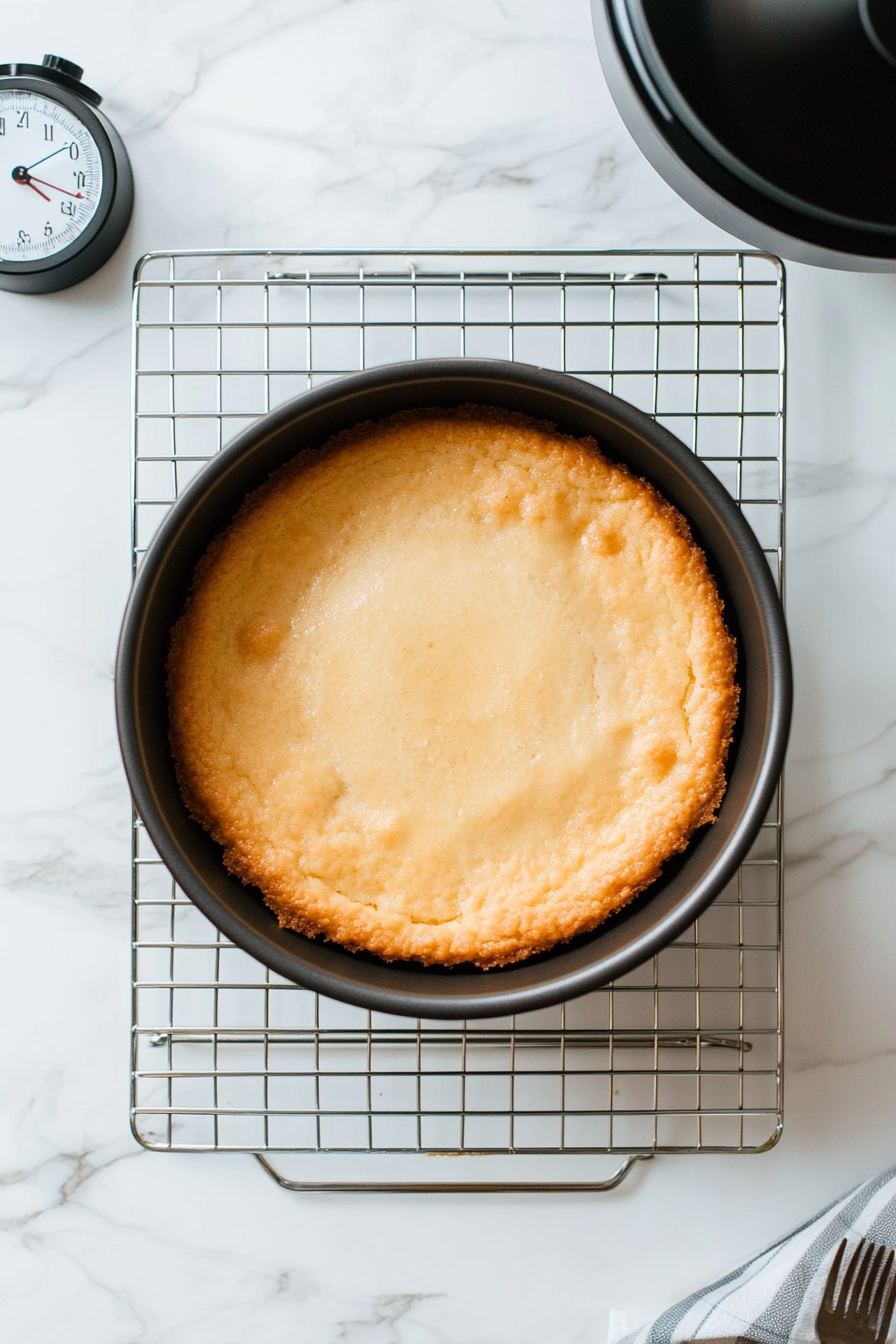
{"left": 116, "top": 358, "right": 791, "bottom": 1019}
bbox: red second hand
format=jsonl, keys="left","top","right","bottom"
{"left": 16, "top": 177, "right": 51, "bottom": 203}
{"left": 28, "top": 174, "right": 84, "bottom": 199}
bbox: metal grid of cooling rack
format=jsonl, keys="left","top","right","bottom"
{"left": 131, "top": 249, "right": 785, "bottom": 1185}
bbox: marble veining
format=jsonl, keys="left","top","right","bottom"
{"left": 3, "top": 1, "right": 896, "bottom": 1340}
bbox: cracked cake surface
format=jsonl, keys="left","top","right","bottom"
{"left": 168, "top": 406, "right": 739, "bottom": 967}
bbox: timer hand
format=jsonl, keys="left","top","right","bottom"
{"left": 11, "top": 166, "right": 81, "bottom": 201}
{"left": 25, "top": 143, "right": 71, "bottom": 172}
{"left": 27, "top": 174, "right": 83, "bottom": 199}
{"left": 11, "top": 169, "right": 51, "bottom": 202}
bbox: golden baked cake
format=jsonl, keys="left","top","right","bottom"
{"left": 168, "top": 407, "right": 738, "bottom": 968}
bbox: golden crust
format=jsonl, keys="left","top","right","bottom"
{"left": 168, "top": 407, "right": 739, "bottom": 968}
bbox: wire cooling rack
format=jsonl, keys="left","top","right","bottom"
{"left": 131, "top": 250, "right": 785, "bottom": 1190}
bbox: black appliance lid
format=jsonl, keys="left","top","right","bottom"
{"left": 621, "top": 0, "right": 896, "bottom": 238}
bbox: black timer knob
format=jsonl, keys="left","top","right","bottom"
{"left": 41, "top": 54, "right": 84, "bottom": 82}
{"left": 0, "top": 54, "right": 101, "bottom": 104}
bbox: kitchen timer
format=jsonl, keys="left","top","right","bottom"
{"left": 0, "top": 54, "right": 133, "bottom": 293}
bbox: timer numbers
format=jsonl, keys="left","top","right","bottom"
{"left": 0, "top": 89, "right": 103, "bottom": 263}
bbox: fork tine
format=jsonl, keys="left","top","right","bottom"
{"left": 839, "top": 1239, "right": 869, "bottom": 1314}
{"left": 824, "top": 1240, "right": 849, "bottom": 1314}
{"left": 876, "top": 1262, "right": 896, "bottom": 1343}
{"left": 847, "top": 1242, "right": 878, "bottom": 1322}
{"left": 859, "top": 1245, "right": 887, "bottom": 1323}
{"left": 870, "top": 1250, "right": 895, "bottom": 1333}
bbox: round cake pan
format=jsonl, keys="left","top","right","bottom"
{"left": 116, "top": 358, "right": 791, "bottom": 1019}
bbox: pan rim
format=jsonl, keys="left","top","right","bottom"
{"left": 116, "top": 357, "right": 791, "bottom": 1018}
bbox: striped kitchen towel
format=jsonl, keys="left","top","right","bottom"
{"left": 619, "top": 1166, "right": 896, "bottom": 1344}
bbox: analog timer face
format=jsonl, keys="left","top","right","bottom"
{"left": 0, "top": 89, "right": 103, "bottom": 263}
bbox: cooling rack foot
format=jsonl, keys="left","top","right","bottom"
{"left": 253, "top": 1151, "right": 652, "bottom": 1193}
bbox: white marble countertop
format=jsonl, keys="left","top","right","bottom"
{"left": 3, "top": 2, "right": 896, "bottom": 1340}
